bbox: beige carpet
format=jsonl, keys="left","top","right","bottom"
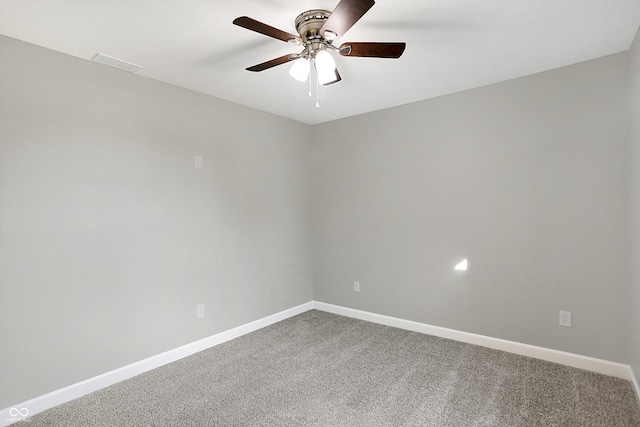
{"left": 16, "top": 310, "right": 640, "bottom": 426}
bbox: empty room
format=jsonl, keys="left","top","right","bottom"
{"left": 1, "top": 0, "right": 640, "bottom": 425}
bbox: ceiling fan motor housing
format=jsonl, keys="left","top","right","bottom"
{"left": 294, "top": 10, "right": 331, "bottom": 46}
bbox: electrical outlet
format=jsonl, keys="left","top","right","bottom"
{"left": 559, "top": 311, "right": 571, "bottom": 327}
{"left": 353, "top": 281, "right": 360, "bottom": 293}
{"left": 197, "top": 304, "right": 205, "bottom": 318}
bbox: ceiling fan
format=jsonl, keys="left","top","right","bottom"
{"left": 232, "top": 0, "right": 406, "bottom": 86}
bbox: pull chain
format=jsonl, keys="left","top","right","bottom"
{"left": 308, "top": 58, "right": 314, "bottom": 97}
{"left": 315, "top": 62, "right": 320, "bottom": 108}
{"left": 315, "top": 76, "right": 320, "bottom": 108}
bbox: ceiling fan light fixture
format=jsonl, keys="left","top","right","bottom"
{"left": 315, "top": 50, "right": 336, "bottom": 72}
{"left": 315, "top": 50, "right": 338, "bottom": 85}
{"left": 289, "top": 57, "right": 310, "bottom": 82}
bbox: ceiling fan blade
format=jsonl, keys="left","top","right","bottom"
{"left": 320, "top": 0, "right": 375, "bottom": 38}
{"left": 246, "top": 54, "right": 298, "bottom": 72}
{"left": 233, "top": 16, "right": 301, "bottom": 44}
{"left": 339, "top": 42, "right": 406, "bottom": 58}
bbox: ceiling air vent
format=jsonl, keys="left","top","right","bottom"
{"left": 92, "top": 53, "right": 142, "bottom": 73}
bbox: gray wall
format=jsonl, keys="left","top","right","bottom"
{"left": 0, "top": 36, "right": 313, "bottom": 408}
{"left": 630, "top": 28, "right": 640, "bottom": 385}
{"left": 2, "top": 31, "right": 638, "bottom": 410}
{"left": 310, "top": 53, "right": 630, "bottom": 363}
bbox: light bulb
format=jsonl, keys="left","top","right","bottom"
{"left": 289, "top": 58, "right": 310, "bottom": 82}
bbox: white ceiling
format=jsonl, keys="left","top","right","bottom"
{"left": 1, "top": 0, "right": 639, "bottom": 124}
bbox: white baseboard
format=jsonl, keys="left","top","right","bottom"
{"left": 630, "top": 365, "right": 640, "bottom": 405}
{"left": 312, "top": 301, "right": 633, "bottom": 381}
{"left": 0, "top": 301, "right": 313, "bottom": 427}
{"left": 3, "top": 300, "right": 637, "bottom": 426}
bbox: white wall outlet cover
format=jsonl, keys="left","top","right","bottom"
{"left": 194, "top": 156, "right": 203, "bottom": 170}
{"left": 559, "top": 311, "right": 571, "bottom": 327}
{"left": 197, "top": 304, "right": 205, "bottom": 318}
{"left": 353, "top": 281, "right": 360, "bottom": 292}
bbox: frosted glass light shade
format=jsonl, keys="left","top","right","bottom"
{"left": 315, "top": 50, "right": 338, "bottom": 85}
{"left": 289, "top": 58, "right": 310, "bottom": 82}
